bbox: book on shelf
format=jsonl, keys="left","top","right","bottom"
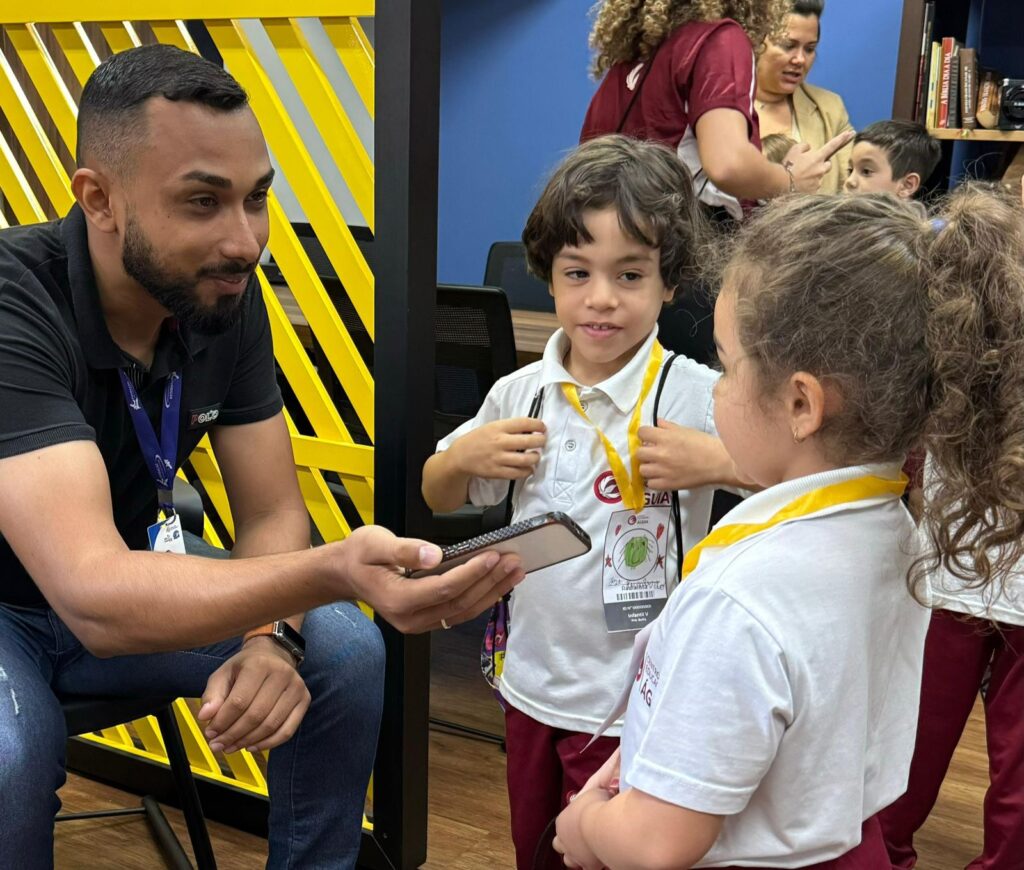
{"left": 960, "top": 48, "right": 978, "bottom": 129}
{"left": 938, "top": 37, "right": 957, "bottom": 128}
{"left": 977, "top": 68, "right": 1001, "bottom": 129}
{"left": 926, "top": 40, "right": 942, "bottom": 128}
{"left": 948, "top": 49, "right": 961, "bottom": 128}
{"left": 913, "top": 2, "right": 936, "bottom": 124}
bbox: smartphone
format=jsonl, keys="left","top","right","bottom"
{"left": 409, "top": 512, "right": 591, "bottom": 578}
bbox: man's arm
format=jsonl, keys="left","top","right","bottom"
{"left": 0, "top": 440, "right": 524, "bottom": 657}
{"left": 210, "top": 412, "right": 310, "bottom": 559}
{"left": 210, "top": 412, "right": 309, "bottom": 634}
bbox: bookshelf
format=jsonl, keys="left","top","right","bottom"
{"left": 929, "top": 129, "right": 1024, "bottom": 142}
{"left": 894, "top": 0, "right": 1024, "bottom": 188}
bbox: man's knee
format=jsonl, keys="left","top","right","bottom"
{"left": 0, "top": 689, "right": 66, "bottom": 810}
{"left": 303, "top": 602, "right": 385, "bottom": 702}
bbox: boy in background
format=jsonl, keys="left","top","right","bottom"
{"left": 844, "top": 119, "right": 941, "bottom": 199}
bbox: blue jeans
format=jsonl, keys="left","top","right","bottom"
{"left": 0, "top": 535, "right": 385, "bottom": 869}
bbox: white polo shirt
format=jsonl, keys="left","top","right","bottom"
{"left": 619, "top": 464, "right": 930, "bottom": 867}
{"left": 436, "top": 327, "right": 720, "bottom": 734}
{"left": 923, "top": 463, "right": 1024, "bottom": 627}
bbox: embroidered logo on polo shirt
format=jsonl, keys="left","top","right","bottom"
{"left": 188, "top": 404, "right": 222, "bottom": 429}
{"left": 626, "top": 62, "right": 645, "bottom": 91}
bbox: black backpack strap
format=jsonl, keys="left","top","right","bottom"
{"left": 503, "top": 387, "right": 545, "bottom": 526}
{"left": 651, "top": 353, "right": 684, "bottom": 575}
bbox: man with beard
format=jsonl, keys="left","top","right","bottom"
{"left": 0, "top": 45, "right": 524, "bottom": 867}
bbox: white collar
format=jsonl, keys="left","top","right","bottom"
{"left": 714, "top": 463, "right": 906, "bottom": 530}
{"left": 538, "top": 326, "right": 661, "bottom": 415}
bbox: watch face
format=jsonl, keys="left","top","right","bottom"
{"left": 276, "top": 620, "right": 306, "bottom": 652}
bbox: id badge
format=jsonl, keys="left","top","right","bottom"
{"left": 148, "top": 513, "right": 187, "bottom": 554}
{"left": 602, "top": 506, "right": 671, "bottom": 632}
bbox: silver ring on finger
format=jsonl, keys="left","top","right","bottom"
{"left": 440, "top": 618, "right": 452, "bottom": 630}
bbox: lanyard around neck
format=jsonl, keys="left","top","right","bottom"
{"left": 560, "top": 341, "right": 664, "bottom": 512}
{"left": 118, "top": 369, "right": 182, "bottom": 511}
{"left": 682, "top": 472, "right": 909, "bottom": 579}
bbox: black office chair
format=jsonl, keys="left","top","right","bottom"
{"left": 432, "top": 284, "right": 519, "bottom": 544}
{"left": 429, "top": 285, "right": 519, "bottom": 748}
{"left": 483, "top": 241, "right": 553, "bottom": 312}
{"left": 56, "top": 478, "right": 216, "bottom": 868}
{"left": 58, "top": 698, "right": 217, "bottom": 870}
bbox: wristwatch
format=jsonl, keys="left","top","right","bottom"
{"left": 243, "top": 620, "right": 306, "bottom": 667}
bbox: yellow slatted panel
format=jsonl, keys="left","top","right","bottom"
{"left": 149, "top": 20, "right": 199, "bottom": 52}
{"left": 223, "top": 746, "right": 267, "bottom": 789}
{"left": 49, "top": 22, "right": 101, "bottom": 86}
{"left": 99, "top": 21, "right": 142, "bottom": 53}
{"left": 323, "top": 17, "right": 374, "bottom": 118}
{"left": 0, "top": 48, "right": 74, "bottom": 213}
{"left": 132, "top": 715, "right": 166, "bottom": 754}
{"left": 189, "top": 439, "right": 234, "bottom": 539}
{"left": 267, "top": 197, "right": 373, "bottom": 439}
{"left": 1, "top": 3, "right": 375, "bottom": 23}
{"left": 98, "top": 724, "right": 133, "bottom": 744}
{"left": 207, "top": 19, "right": 375, "bottom": 340}
{"left": 0, "top": 209, "right": 8, "bottom": 229}
{"left": 172, "top": 698, "right": 222, "bottom": 775}
{"left": 264, "top": 19, "right": 373, "bottom": 231}
{"left": 0, "top": 129, "right": 47, "bottom": 224}
{"left": 5, "top": 24, "right": 78, "bottom": 155}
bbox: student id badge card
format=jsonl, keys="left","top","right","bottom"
{"left": 601, "top": 505, "right": 671, "bottom": 632}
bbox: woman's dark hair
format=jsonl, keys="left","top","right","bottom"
{"left": 77, "top": 44, "right": 248, "bottom": 172}
{"left": 523, "top": 135, "right": 709, "bottom": 298}
{"left": 791, "top": 0, "right": 824, "bottom": 16}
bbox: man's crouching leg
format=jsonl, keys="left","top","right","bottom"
{"left": 266, "top": 601, "right": 385, "bottom": 870}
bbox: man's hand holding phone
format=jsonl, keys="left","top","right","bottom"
{"left": 337, "top": 526, "right": 525, "bottom": 633}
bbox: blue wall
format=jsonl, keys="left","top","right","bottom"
{"left": 437, "top": 0, "right": 902, "bottom": 286}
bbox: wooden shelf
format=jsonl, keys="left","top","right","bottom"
{"left": 928, "top": 128, "right": 1024, "bottom": 142}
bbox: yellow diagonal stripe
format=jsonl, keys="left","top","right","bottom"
{"left": 264, "top": 18, "right": 373, "bottom": 230}
{"left": 323, "top": 17, "right": 374, "bottom": 118}
{"left": 208, "top": 19, "right": 374, "bottom": 339}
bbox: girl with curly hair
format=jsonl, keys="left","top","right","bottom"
{"left": 582, "top": 0, "right": 851, "bottom": 221}
{"left": 551, "top": 184, "right": 1024, "bottom": 868}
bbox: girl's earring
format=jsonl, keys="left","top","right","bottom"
{"left": 792, "top": 430, "right": 805, "bottom": 444}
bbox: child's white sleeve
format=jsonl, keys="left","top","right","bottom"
{"left": 434, "top": 387, "right": 512, "bottom": 508}
{"left": 626, "top": 585, "right": 793, "bottom": 815}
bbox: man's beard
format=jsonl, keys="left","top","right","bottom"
{"left": 122, "top": 216, "right": 252, "bottom": 335}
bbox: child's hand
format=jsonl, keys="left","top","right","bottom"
{"left": 637, "top": 419, "right": 735, "bottom": 491}
{"left": 554, "top": 788, "right": 612, "bottom": 870}
{"left": 578, "top": 748, "right": 621, "bottom": 798}
{"left": 449, "top": 417, "right": 546, "bottom": 480}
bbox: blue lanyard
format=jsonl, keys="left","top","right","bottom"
{"left": 118, "top": 369, "right": 182, "bottom": 512}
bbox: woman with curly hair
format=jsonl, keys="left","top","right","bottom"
{"left": 582, "top": 0, "right": 851, "bottom": 220}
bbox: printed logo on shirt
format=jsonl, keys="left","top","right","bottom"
{"left": 188, "top": 404, "right": 222, "bottom": 429}
{"left": 636, "top": 652, "right": 660, "bottom": 707}
{"left": 593, "top": 471, "right": 672, "bottom": 507}
{"left": 626, "top": 62, "right": 645, "bottom": 92}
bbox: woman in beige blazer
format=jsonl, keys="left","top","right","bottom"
{"left": 755, "top": 0, "right": 854, "bottom": 194}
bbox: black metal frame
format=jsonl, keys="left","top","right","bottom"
{"left": 369, "top": 0, "right": 442, "bottom": 868}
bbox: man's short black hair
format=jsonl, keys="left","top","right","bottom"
{"left": 77, "top": 44, "right": 248, "bottom": 171}
{"left": 791, "top": 0, "right": 825, "bottom": 17}
{"left": 854, "top": 120, "right": 942, "bottom": 183}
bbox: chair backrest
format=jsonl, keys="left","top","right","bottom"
{"left": 434, "top": 284, "right": 517, "bottom": 441}
{"left": 483, "top": 242, "right": 553, "bottom": 313}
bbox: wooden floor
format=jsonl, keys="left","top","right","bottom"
{"left": 56, "top": 616, "right": 987, "bottom": 868}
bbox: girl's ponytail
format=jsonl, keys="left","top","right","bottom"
{"left": 919, "top": 182, "right": 1024, "bottom": 597}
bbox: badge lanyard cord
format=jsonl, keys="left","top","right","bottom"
{"left": 651, "top": 353, "right": 684, "bottom": 574}
{"left": 118, "top": 369, "right": 182, "bottom": 514}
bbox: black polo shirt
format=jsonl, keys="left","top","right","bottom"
{"left": 0, "top": 206, "right": 282, "bottom": 607}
